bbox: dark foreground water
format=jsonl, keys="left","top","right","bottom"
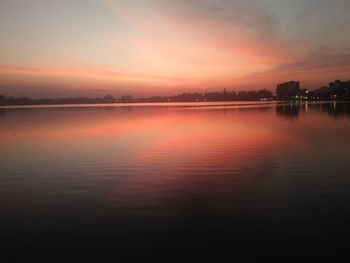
{"left": 1, "top": 101, "right": 350, "bottom": 258}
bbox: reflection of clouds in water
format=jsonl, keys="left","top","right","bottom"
{"left": 1, "top": 102, "right": 350, "bottom": 254}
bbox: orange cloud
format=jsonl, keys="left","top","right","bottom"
{"left": 1, "top": 0, "right": 350, "bottom": 95}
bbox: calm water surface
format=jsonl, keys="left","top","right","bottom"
{"left": 1, "top": 101, "right": 350, "bottom": 256}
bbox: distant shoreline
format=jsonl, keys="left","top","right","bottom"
{"left": 0, "top": 100, "right": 346, "bottom": 110}
{"left": 2, "top": 81, "right": 350, "bottom": 107}
{"left": 0, "top": 100, "right": 278, "bottom": 109}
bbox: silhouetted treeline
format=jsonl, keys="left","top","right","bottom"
{"left": 0, "top": 95, "right": 117, "bottom": 106}
{"left": 134, "top": 89, "right": 273, "bottom": 102}
{"left": 2, "top": 79, "right": 350, "bottom": 106}
{"left": 0, "top": 89, "right": 273, "bottom": 106}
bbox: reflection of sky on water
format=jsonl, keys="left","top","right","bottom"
{"left": 1, "top": 102, "right": 350, "bottom": 255}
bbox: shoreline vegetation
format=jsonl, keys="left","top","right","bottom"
{"left": 0, "top": 89, "right": 274, "bottom": 106}
{"left": 1, "top": 80, "right": 350, "bottom": 106}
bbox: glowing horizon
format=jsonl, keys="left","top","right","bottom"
{"left": 1, "top": 0, "right": 350, "bottom": 97}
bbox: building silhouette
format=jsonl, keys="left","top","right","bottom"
{"left": 276, "top": 81, "right": 300, "bottom": 100}
{"left": 329, "top": 80, "right": 350, "bottom": 100}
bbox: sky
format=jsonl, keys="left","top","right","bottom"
{"left": 1, "top": 0, "right": 350, "bottom": 98}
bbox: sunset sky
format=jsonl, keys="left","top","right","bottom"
{"left": 1, "top": 0, "right": 350, "bottom": 97}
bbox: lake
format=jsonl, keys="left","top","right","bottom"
{"left": 1, "top": 101, "right": 350, "bottom": 258}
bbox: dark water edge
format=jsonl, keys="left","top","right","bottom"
{"left": 1, "top": 101, "right": 350, "bottom": 259}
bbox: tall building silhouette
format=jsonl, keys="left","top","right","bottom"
{"left": 276, "top": 81, "right": 300, "bottom": 100}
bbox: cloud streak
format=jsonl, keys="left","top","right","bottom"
{"left": 1, "top": 0, "right": 350, "bottom": 96}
